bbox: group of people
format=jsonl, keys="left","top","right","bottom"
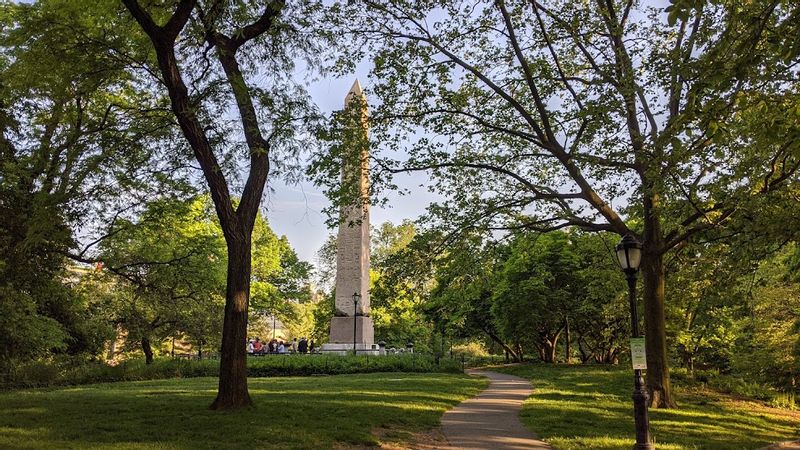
{"left": 247, "top": 337, "right": 313, "bottom": 355}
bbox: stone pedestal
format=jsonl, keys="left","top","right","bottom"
{"left": 328, "top": 316, "right": 374, "bottom": 344}
{"left": 319, "top": 342, "right": 380, "bottom": 355}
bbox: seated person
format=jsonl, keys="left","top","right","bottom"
{"left": 253, "top": 338, "right": 263, "bottom": 354}
{"left": 277, "top": 341, "right": 286, "bottom": 353}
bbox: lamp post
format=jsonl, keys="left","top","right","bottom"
{"left": 352, "top": 291, "right": 361, "bottom": 356}
{"left": 616, "top": 234, "right": 654, "bottom": 450}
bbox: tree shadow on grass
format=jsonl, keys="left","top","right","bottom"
{"left": 0, "top": 373, "right": 485, "bottom": 450}
{"left": 493, "top": 364, "right": 800, "bottom": 450}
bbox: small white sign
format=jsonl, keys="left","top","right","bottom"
{"left": 630, "top": 337, "right": 647, "bottom": 370}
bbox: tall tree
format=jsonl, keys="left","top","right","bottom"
{"left": 121, "top": 0, "right": 323, "bottom": 408}
{"left": 320, "top": 0, "right": 800, "bottom": 407}
{"left": 98, "top": 197, "right": 227, "bottom": 363}
{"left": 0, "top": 0, "right": 178, "bottom": 371}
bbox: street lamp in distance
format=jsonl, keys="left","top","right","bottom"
{"left": 616, "top": 234, "right": 654, "bottom": 450}
{"left": 352, "top": 291, "right": 361, "bottom": 356}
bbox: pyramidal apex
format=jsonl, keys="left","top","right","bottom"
{"left": 345, "top": 79, "right": 366, "bottom": 108}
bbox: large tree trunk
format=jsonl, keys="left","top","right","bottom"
{"left": 541, "top": 334, "right": 559, "bottom": 363}
{"left": 210, "top": 235, "right": 253, "bottom": 410}
{"left": 141, "top": 336, "right": 153, "bottom": 365}
{"left": 642, "top": 197, "right": 676, "bottom": 408}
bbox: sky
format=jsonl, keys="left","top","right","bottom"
{"left": 262, "top": 75, "right": 438, "bottom": 265}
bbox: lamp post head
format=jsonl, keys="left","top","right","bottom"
{"left": 616, "top": 234, "right": 643, "bottom": 272}
{"left": 352, "top": 291, "right": 361, "bottom": 304}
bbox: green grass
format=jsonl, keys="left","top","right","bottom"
{"left": 0, "top": 373, "right": 487, "bottom": 449}
{"left": 492, "top": 364, "right": 800, "bottom": 450}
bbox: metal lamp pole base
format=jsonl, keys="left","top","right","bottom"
{"left": 633, "top": 369, "right": 654, "bottom": 450}
{"left": 627, "top": 273, "right": 654, "bottom": 450}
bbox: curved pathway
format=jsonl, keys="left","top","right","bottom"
{"left": 441, "top": 370, "right": 551, "bottom": 449}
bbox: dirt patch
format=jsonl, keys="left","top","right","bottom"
{"left": 759, "top": 441, "right": 800, "bottom": 450}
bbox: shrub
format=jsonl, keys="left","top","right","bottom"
{"left": 1, "top": 353, "right": 461, "bottom": 390}
{"left": 450, "top": 342, "right": 489, "bottom": 358}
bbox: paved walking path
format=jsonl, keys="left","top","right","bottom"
{"left": 441, "top": 370, "right": 551, "bottom": 449}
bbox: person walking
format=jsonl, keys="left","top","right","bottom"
{"left": 298, "top": 337, "right": 308, "bottom": 354}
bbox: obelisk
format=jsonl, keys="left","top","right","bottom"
{"left": 324, "top": 80, "right": 375, "bottom": 353}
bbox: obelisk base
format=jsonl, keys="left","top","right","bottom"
{"left": 321, "top": 316, "right": 378, "bottom": 355}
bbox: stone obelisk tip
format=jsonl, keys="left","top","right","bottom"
{"left": 345, "top": 79, "right": 365, "bottom": 107}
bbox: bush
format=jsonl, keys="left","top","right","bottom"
{"left": 671, "top": 367, "right": 796, "bottom": 409}
{"left": 247, "top": 354, "right": 461, "bottom": 377}
{"left": 450, "top": 342, "right": 489, "bottom": 358}
{"left": 1, "top": 353, "right": 461, "bottom": 390}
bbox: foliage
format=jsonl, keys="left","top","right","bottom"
{"left": 95, "top": 197, "right": 227, "bottom": 361}
{"left": 370, "top": 221, "right": 432, "bottom": 351}
{"left": 449, "top": 342, "right": 489, "bottom": 358}
{"left": 90, "top": 195, "right": 310, "bottom": 362}
{"left": 247, "top": 354, "right": 461, "bottom": 377}
{"left": 423, "top": 231, "right": 517, "bottom": 358}
{"left": 665, "top": 243, "right": 748, "bottom": 373}
{"left": 0, "top": 0, "right": 180, "bottom": 371}
{"left": 314, "top": 0, "right": 800, "bottom": 408}
{"left": 730, "top": 244, "right": 800, "bottom": 391}
{"left": 2, "top": 354, "right": 461, "bottom": 390}
{"left": 493, "top": 232, "right": 582, "bottom": 362}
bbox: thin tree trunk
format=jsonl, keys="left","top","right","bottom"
{"left": 481, "top": 327, "right": 521, "bottom": 362}
{"left": 565, "top": 316, "right": 571, "bottom": 364}
{"left": 642, "top": 202, "right": 676, "bottom": 408}
{"left": 210, "top": 235, "right": 253, "bottom": 410}
{"left": 577, "top": 335, "right": 591, "bottom": 363}
{"left": 141, "top": 336, "right": 153, "bottom": 365}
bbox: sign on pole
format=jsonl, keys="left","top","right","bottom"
{"left": 630, "top": 337, "right": 647, "bottom": 370}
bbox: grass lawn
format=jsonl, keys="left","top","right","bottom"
{"left": 0, "top": 373, "right": 487, "bottom": 450}
{"left": 492, "top": 364, "right": 800, "bottom": 450}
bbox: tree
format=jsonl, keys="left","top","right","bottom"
{"left": 493, "top": 232, "right": 579, "bottom": 362}
{"left": 729, "top": 244, "right": 800, "bottom": 391}
{"left": 491, "top": 231, "right": 628, "bottom": 363}
{"left": 569, "top": 232, "right": 629, "bottom": 364}
{"left": 0, "top": 0, "right": 178, "bottom": 372}
{"left": 96, "top": 195, "right": 310, "bottom": 363}
{"left": 321, "top": 0, "right": 800, "bottom": 407}
{"left": 121, "top": 0, "right": 324, "bottom": 409}
{"left": 424, "top": 232, "right": 524, "bottom": 361}
{"left": 370, "top": 221, "right": 433, "bottom": 351}
{"left": 98, "top": 197, "right": 227, "bottom": 363}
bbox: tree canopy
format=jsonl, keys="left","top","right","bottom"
{"left": 312, "top": 0, "right": 800, "bottom": 407}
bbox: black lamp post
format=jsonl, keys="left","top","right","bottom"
{"left": 616, "top": 234, "right": 654, "bottom": 450}
{"left": 352, "top": 291, "right": 361, "bottom": 356}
